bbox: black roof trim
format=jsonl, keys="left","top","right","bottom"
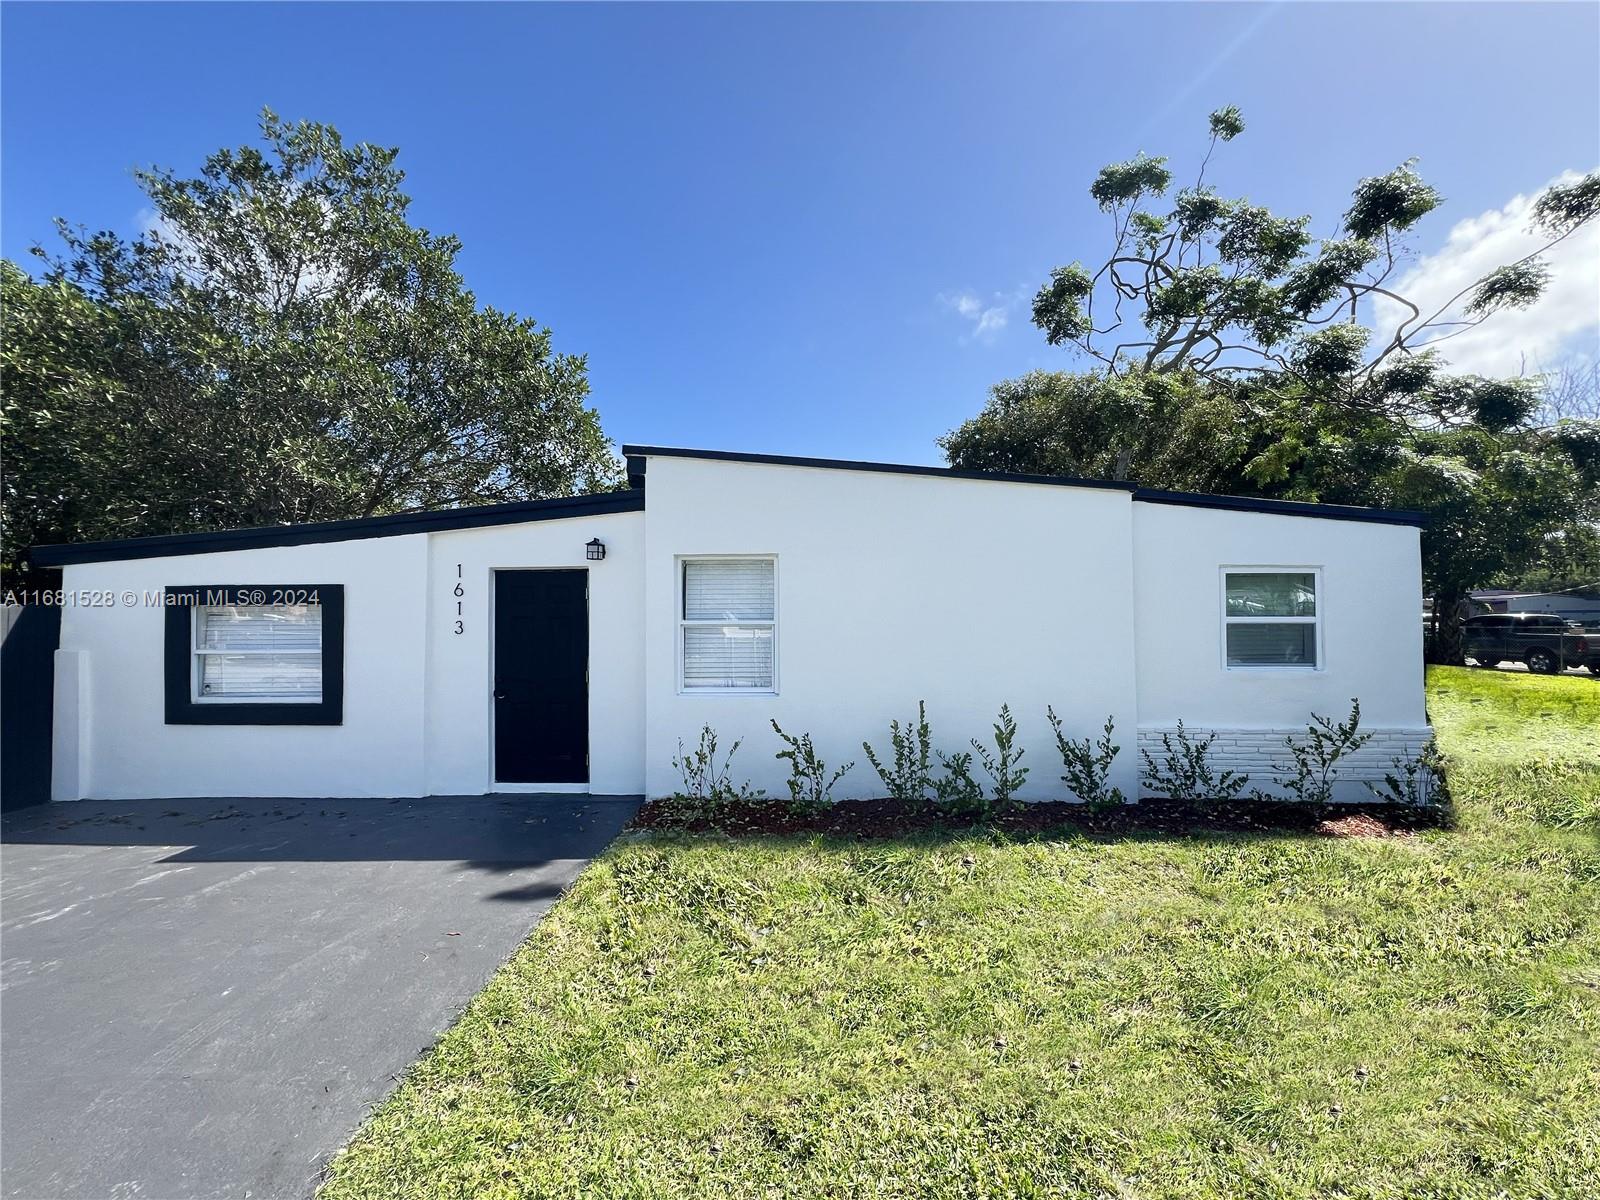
{"left": 1131, "top": 488, "right": 1427, "bottom": 527}
{"left": 31, "top": 489, "right": 646, "bottom": 566}
{"left": 623, "top": 445, "right": 1426, "bottom": 528}
{"left": 619, "top": 445, "right": 1137, "bottom": 493}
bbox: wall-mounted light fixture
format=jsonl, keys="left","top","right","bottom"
{"left": 586, "top": 538, "right": 606, "bottom": 561}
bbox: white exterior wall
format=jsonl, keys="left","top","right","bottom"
{"left": 1131, "top": 503, "right": 1429, "bottom": 799}
{"left": 48, "top": 455, "right": 1429, "bottom": 804}
{"left": 423, "top": 511, "right": 644, "bottom": 796}
{"left": 57, "top": 536, "right": 430, "bottom": 800}
{"left": 639, "top": 455, "right": 1141, "bottom": 801}
{"left": 55, "top": 510, "right": 647, "bottom": 800}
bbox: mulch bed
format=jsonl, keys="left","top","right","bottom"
{"left": 1315, "top": 811, "right": 1418, "bottom": 839}
{"left": 630, "top": 796, "right": 1448, "bottom": 841}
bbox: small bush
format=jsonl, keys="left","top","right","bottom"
{"left": 1364, "top": 737, "right": 1444, "bottom": 808}
{"left": 933, "top": 750, "right": 985, "bottom": 816}
{"left": 971, "top": 703, "right": 1028, "bottom": 814}
{"left": 862, "top": 701, "right": 935, "bottom": 810}
{"left": 1271, "top": 698, "right": 1372, "bottom": 806}
{"left": 1048, "top": 709, "right": 1127, "bottom": 813}
{"left": 670, "top": 725, "right": 761, "bottom": 819}
{"left": 771, "top": 721, "right": 852, "bottom": 813}
{"left": 1140, "top": 719, "right": 1250, "bottom": 805}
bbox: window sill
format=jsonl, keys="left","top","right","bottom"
{"left": 1225, "top": 664, "right": 1322, "bottom": 673}
{"left": 193, "top": 698, "right": 323, "bottom": 706}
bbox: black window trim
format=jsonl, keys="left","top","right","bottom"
{"left": 163, "top": 585, "right": 344, "bottom": 725}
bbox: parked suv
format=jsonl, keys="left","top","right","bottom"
{"left": 1462, "top": 613, "right": 1597, "bottom": 674}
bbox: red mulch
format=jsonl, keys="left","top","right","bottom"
{"left": 630, "top": 796, "right": 1444, "bottom": 841}
{"left": 1315, "top": 811, "right": 1414, "bottom": 839}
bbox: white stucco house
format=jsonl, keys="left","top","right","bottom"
{"left": 32, "top": 446, "right": 1431, "bottom": 804}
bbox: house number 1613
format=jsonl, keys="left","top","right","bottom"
{"left": 453, "top": 565, "right": 464, "bottom": 635}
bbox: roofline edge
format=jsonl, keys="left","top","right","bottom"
{"left": 623, "top": 445, "right": 1427, "bottom": 527}
{"left": 31, "top": 489, "right": 646, "bottom": 567}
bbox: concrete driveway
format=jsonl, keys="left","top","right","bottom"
{"left": 0, "top": 794, "right": 640, "bottom": 1200}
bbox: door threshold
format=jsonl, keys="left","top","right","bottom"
{"left": 491, "top": 782, "right": 591, "bottom": 794}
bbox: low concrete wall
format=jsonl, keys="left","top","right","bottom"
{"left": 1, "top": 604, "right": 61, "bottom": 810}
{"left": 1136, "top": 724, "right": 1433, "bottom": 801}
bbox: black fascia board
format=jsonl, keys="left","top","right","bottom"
{"left": 32, "top": 489, "right": 646, "bottom": 567}
{"left": 621, "top": 445, "right": 1426, "bottom": 527}
{"left": 618, "top": 444, "right": 1136, "bottom": 493}
{"left": 1130, "top": 487, "right": 1427, "bottom": 527}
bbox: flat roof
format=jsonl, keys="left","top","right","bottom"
{"left": 621, "top": 444, "right": 1136, "bottom": 494}
{"left": 623, "top": 445, "right": 1428, "bottom": 528}
{"left": 30, "top": 489, "right": 645, "bottom": 567}
{"left": 31, "top": 444, "right": 1425, "bottom": 567}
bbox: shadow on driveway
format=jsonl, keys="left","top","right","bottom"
{"left": 1, "top": 794, "right": 640, "bottom": 1199}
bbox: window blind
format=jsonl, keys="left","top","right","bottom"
{"left": 198, "top": 605, "right": 322, "bottom": 651}
{"left": 681, "top": 559, "right": 775, "bottom": 690}
{"left": 683, "top": 559, "right": 774, "bottom": 621}
{"left": 195, "top": 605, "right": 322, "bottom": 701}
{"left": 1226, "top": 623, "right": 1315, "bottom": 665}
{"left": 682, "top": 625, "right": 774, "bottom": 689}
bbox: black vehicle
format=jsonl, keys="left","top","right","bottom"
{"left": 1461, "top": 612, "right": 1597, "bottom": 674}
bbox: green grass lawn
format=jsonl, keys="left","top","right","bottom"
{"left": 321, "top": 668, "right": 1600, "bottom": 1200}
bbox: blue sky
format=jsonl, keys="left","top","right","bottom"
{"left": 4, "top": 2, "right": 1597, "bottom": 465}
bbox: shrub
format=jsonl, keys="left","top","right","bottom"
{"left": 862, "top": 701, "right": 935, "bottom": 809}
{"left": 670, "top": 725, "right": 761, "bottom": 818}
{"left": 1271, "top": 698, "right": 1372, "bottom": 806}
{"left": 1048, "top": 709, "right": 1127, "bottom": 813}
{"left": 933, "top": 750, "right": 985, "bottom": 816}
{"left": 1139, "top": 719, "right": 1250, "bottom": 805}
{"left": 1364, "top": 737, "right": 1444, "bottom": 808}
{"left": 971, "top": 703, "right": 1028, "bottom": 814}
{"left": 771, "top": 721, "right": 852, "bottom": 813}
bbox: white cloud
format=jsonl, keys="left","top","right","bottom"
{"left": 1371, "top": 170, "right": 1600, "bottom": 377}
{"left": 939, "top": 288, "right": 1020, "bottom": 345}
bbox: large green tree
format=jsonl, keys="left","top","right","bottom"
{"left": 1029, "top": 106, "right": 1599, "bottom": 417}
{"left": 945, "top": 368, "right": 1600, "bottom": 662}
{"left": 2, "top": 111, "right": 618, "bottom": 582}
{"left": 943, "top": 109, "right": 1600, "bottom": 663}
{"left": 940, "top": 368, "right": 1255, "bottom": 492}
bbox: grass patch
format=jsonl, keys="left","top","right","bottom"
{"left": 1427, "top": 665, "right": 1600, "bottom": 762}
{"left": 321, "top": 669, "right": 1600, "bottom": 1200}
{"left": 1429, "top": 666, "right": 1600, "bottom": 835}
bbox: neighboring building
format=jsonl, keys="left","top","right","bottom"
{"left": 31, "top": 446, "right": 1432, "bottom": 804}
{"left": 1470, "top": 588, "right": 1600, "bottom": 624}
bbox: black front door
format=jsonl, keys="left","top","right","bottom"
{"left": 494, "top": 570, "right": 588, "bottom": 783}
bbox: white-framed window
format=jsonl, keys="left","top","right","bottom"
{"left": 192, "top": 603, "right": 323, "bottom": 703}
{"left": 1222, "top": 569, "right": 1320, "bottom": 669}
{"left": 679, "top": 557, "right": 776, "bottom": 692}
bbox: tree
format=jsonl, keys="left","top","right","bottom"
{"left": 1029, "top": 107, "right": 1599, "bottom": 425}
{"left": 947, "top": 110, "right": 1600, "bottom": 663}
{"left": 940, "top": 368, "right": 1255, "bottom": 492}
{"left": 1, "top": 110, "right": 618, "bottom": 583}
{"left": 1395, "top": 426, "right": 1599, "bottom": 654}
{"left": 1537, "top": 359, "right": 1600, "bottom": 424}
{"left": 944, "top": 368, "right": 1599, "bottom": 662}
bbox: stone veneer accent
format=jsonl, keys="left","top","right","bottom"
{"left": 1135, "top": 725, "right": 1434, "bottom": 794}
